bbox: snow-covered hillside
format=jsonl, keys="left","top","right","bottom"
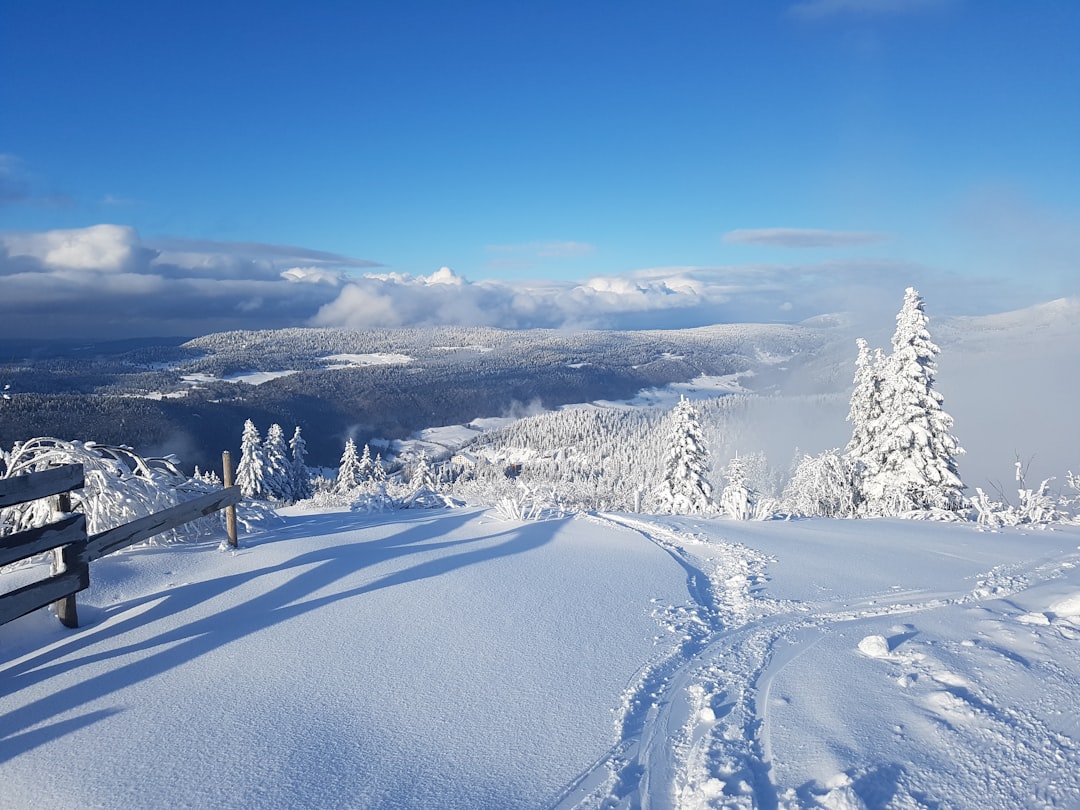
{"left": 3, "top": 506, "right": 1079, "bottom": 808}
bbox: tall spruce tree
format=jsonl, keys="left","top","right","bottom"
{"left": 859, "top": 287, "right": 965, "bottom": 514}
{"left": 289, "top": 426, "right": 313, "bottom": 500}
{"left": 845, "top": 338, "right": 886, "bottom": 508}
{"left": 335, "top": 438, "right": 363, "bottom": 494}
{"left": 263, "top": 423, "right": 293, "bottom": 502}
{"left": 357, "top": 443, "right": 374, "bottom": 482}
{"left": 656, "top": 396, "right": 713, "bottom": 514}
{"left": 236, "top": 419, "right": 269, "bottom": 500}
{"left": 410, "top": 450, "right": 436, "bottom": 492}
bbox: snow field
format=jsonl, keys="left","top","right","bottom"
{"left": 0, "top": 509, "right": 689, "bottom": 809}
{"left": 3, "top": 509, "right": 1080, "bottom": 808}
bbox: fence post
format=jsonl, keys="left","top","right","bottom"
{"left": 222, "top": 451, "right": 238, "bottom": 548}
{"left": 53, "top": 491, "right": 79, "bottom": 628}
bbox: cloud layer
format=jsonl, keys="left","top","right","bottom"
{"left": 0, "top": 225, "right": 377, "bottom": 338}
{"left": 0, "top": 224, "right": 1028, "bottom": 340}
{"left": 723, "top": 228, "right": 888, "bottom": 248}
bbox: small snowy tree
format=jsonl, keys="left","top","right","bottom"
{"left": 719, "top": 454, "right": 753, "bottom": 520}
{"left": 263, "top": 423, "right": 293, "bottom": 502}
{"left": 289, "top": 426, "right": 313, "bottom": 501}
{"left": 409, "top": 450, "right": 437, "bottom": 492}
{"left": 656, "top": 396, "right": 713, "bottom": 514}
{"left": 372, "top": 452, "right": 387, "bottom": 483}
{"left": 855, "top": 288, "right": 966, "bottom": 516}
{"left": 236, "top": 419, "right": 270, "bottom": 500}
{"left": 844, "top": 338, "right": 886, "bottom": 506}
{"left": 356, "top": 443, "right": 374, "bottom": 483}
{"left": 335, "top": 438, "right": 364, "bottom": 493}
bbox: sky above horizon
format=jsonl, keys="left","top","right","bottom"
{"left": 1, "top": 0, "right": 1078, "bottom": 338}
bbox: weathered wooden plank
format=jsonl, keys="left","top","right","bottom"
{"left": 87, "top": 486, "right": 241, "bottom": 561}
{"left": 0, "top": 464, "right": 84, "bottom": 508}
{"left": 0, "top": 513, "right": 87, "bottom": 568}
{"left": 0, "top": 565, "right": 89, "bottom": 628}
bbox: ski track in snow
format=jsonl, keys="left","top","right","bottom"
{"left": 549, "top": 515, "right": 1080, "bottom": 810}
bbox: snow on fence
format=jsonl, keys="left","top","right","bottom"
{"left": 0, "top": 464, "right": 240, "bottom": 630}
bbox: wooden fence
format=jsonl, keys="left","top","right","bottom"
{"left": 0, "top": 464, "right": 240, "bottom": 629}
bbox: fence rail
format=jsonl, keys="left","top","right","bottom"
{"left": 0, "top": 465, "right": 240, "bottom": 629}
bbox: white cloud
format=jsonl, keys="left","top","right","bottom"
{"left": 312, "top": 259, "right": 1033, "bottom": 335}
{"left": 281, "top": 266, "right": 345, "bottom": 285}
{"left": 0, "top": 225, "right": 367, "bottom": 338}
{"left": 3, "top": 224, "right": 144, "bottom": 271}
{"left": 723, "top": 228, "right": 888, "bottom": 248}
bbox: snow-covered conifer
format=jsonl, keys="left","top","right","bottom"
{"left": 335, "top": 438, "right": 363, "bottom": 493}
{"left": 194, "top": 466, "right": 223, "bottom": 487}
{"left": 372, "top": 452, "right": 387, "bottom": 483}
{"left": 844, "top": 338, "right": 887, "bottom": 498}
{"left": 289, "top": 426, "right": 313, "bottom": 501}
{"left": 719, "top": 454, "right": 753, "bottom": 520}
{"left": 656, "top": 396, "right": 713, "bottom": 514}
{"left": 410, "top": 450, "right": 436, "bottom": 492}
{"left": 236, "top": 419, "right": 270, "bottom": 500}
{"left": 263, "top": 423, "right": 293, "bottom": 502}
{"left": 861, "top": 288, "right": 966, "bottom": 515}
{"left": 357, "top": 443, "right": 374, "bottom": 482}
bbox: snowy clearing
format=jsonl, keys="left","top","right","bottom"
{"left": 179, "top": 370, "right": 299, "bottom": 387}
{"left": 321, "top": 353, "right": 413, "bottom": 369}
{"left": 2, "top": 510, "right": 1080, "bottom": 809}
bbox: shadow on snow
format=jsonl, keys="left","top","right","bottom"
{"left": 0, "top": 508, "right": 560, "bottom": 762}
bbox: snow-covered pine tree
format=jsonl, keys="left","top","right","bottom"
{"left": 410, "top": 450, "right": 436, "bottom": 492}
{"left": 719, "top": 454, "right": 753, "bottom": 520}
{"left": 844, "top": 337, "right": 886, "bottom": 502}
{"left": 263, "top": 423, "right": 293, "bottom": 502}
{"left": 236, "top": 419, "right": 270, "bottom": 500}
{"left": 861, "top": 287, "right": 966, "bottom": 515}
{"left": 656, "top": 396, "right": 713, "bottom": 514}
{"left": 372, "top": 452, "right": 387, "bottom": 483}
{"left": 335, "top": 438, "right": 363, "bottom": 494}
{"left": 357, "top": 443, "right": 374, "bottom": 482}
{"left": 289, "top": 426, "right": 313, "bottom": 500}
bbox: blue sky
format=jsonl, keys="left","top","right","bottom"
{"left": 1, "top": 0, "right": 1078, "bottom": 337}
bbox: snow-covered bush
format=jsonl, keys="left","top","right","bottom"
{"left": 400, "top": 486, "right": 459, "bottom": 510}
{"left": 349, "top": 490, "right": 397, "bottom": 514}
{"left": 0, "top": 437, "right": 226, "bottom": 544}
{"left": 1062, "top": 471, "right": 1080, "bottom": 523}
{"left": 490, "top": 484, "right": 564, "bottom": 522}
{"left": 783, "top": 450, "right": 858, "bottom": 518}
{"left": 973, "top": 461, "right": 1065, "bottom": 527}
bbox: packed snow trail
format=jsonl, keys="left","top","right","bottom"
{"left": 551, "top": 515, "right": 1080, "bottom": 810}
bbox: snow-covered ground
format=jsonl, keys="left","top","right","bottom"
{"left": 321, "top": 352, "right": 413, "bottom": 369}
{"left": 3, "top": 507, "right": 1079, "bottom": 808}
